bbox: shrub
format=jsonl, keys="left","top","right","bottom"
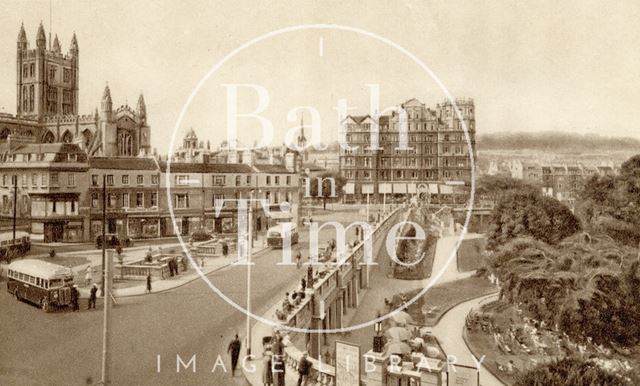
{"left": 49, "top": 249, "right": 56, "bottom": 258}
{"left": 190, "top": 229, "right": 212, "bottom": 242}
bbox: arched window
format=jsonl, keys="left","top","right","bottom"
{"left": 82, "top": 129, "right": 93, "bottom": 148}
{"left": 61, "top": 131, "right": 73, "bottom": 143}
{"left": 118, "top": 131, "right": 133, "bottom": 156}
{"left": 0, "top": 128, "right": 10, "bottom": 140}
{"left": 42, "top": 131, "right": 55, "bottom": 143}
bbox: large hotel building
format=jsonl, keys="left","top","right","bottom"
{"left": 0, "top": 23, "right": 301, "bottom": 243}
{"left": 339, "top": 97, "right": 476, "bottom": 203}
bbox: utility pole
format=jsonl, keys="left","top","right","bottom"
{"left": 12, "top": 175, "right": 17, "bottom": 245}
{"left": 245, "top": 188, "right": 254, "bottom": 357}
{"left": 101, "top": 175, "right": 106, "bottom": 297}
{"left": 100, "top": 249, "right": 113, "bottom": 385}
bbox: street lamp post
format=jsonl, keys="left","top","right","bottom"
{"left": 101, "top": 175, "right": 107, "bottom": 297}
{"left": 245, "top": 188, "right": 254, "bottom": 357}
{"left": 12, "top": 175, "right": 17, "bottom": 246}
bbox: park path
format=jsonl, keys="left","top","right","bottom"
{"left": 432, "top": 294, "right": 503, "bottom": 386}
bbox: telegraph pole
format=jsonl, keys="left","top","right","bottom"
{"left": 101, "top": 175, "right": 106, "bottom": 297}
{"left": 245, "top": 188, "right": 254, "bottom": 357}
{"left": 100, "top": 249, "right": 113, "bottom": 385}
{"left": 12, "top": 175, "right": 17, "bottom": 245}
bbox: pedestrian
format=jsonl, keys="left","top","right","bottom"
{"left": 301, "top": 277, "right": 306, "bottom": 291}
{"left": 295, "top": 250, "right": 302, "bottom": 269}
{"left": 70, "top": 284, "right": 79, "bottom": 312}
{"left": 227, "top": 334, "right": 241, "bottom": 377}
{"left": 84, "top": 266, "right": 92, "bottom": 286}
{"left": 272, "top": 336, "right": 285, "bottom": 386}
{"left": 222, "top": 241, "right": 229, "bottom": 256}
{"left": 262, "top": 350, "right": 274, "bottom": 386}
{"left": 297, "top": 351, "right": 312, "bottom": 386}
{"left": 146, "top": 273, "right": 152, "bottom": 294}
{"left": 200, "top": 256, "right": 205, "bottom": 268}
{"left": 88, "top": 283, "right": 98, "bottom": 309}
{"left": 168, "top": 259, "right": 174, "bottom": 277}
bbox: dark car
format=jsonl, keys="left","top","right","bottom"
{"left": 95, "top": 234, "right": 133, "bottom": 249}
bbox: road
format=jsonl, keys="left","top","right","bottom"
{"left": 0, "top": 210, "right": 364, "bottom": 386}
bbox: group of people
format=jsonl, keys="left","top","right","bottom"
{"left": 167, "top": 257, "right": 181, "bottom": 276}
{"left": 68, "top": 283, "right": 98, "bottom": 311}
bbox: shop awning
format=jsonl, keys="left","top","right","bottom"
{"left": 362, "top": 184, "right": 375, "bottom": 194}
{"left": 344, "top": 183, "right": 355, "bottom": 194}
{"left": 379, "top": 183, "right": 392, "bottom": 194}
{"left": 439, "top": 184, "right": 453, "bottom": 194}
{"left": 393, "top": 183, "right": 407, "bottom": 194}
{"left": 407, "top": 183, "right": 417, "bottom": 194}
{"left": 428, "top": 184, "right": 439, "bottom": 194}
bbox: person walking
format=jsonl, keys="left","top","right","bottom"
{"left": 297, "top": 352, "right": 312, "bottom": 386}
{"left": 84, "top": 266, "right": 92, "bottom": 287}
{"left": 262, "top": 350, "right": 273, "bottom": 386}
{"left": 87, "top": 283, "right": 98, "bottom": 309}
{"left": 146, "top": 273, "right": 152, "bottom": 294}
{"left": 295, "top": 250, "right": 302, "bottom": 269}
{"left": 272, "top": 335, "right": 285, "bottom": 386}
{"left": 70, "top": 284, "right": 79, "bottom": 312}
{"left": 227, "top": 334, "right": 242, "bottom": 377}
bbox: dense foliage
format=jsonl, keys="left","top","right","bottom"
{"left": 514, "top": 357, "right": 636, "bottom": 386}
{"left": 488, "top": 191, "right": 581, "bottom": 248}
{"left": 578, "top": 154, "right": 640, "bottom": 245}
{"left": 489, "top": 235, "right": 640, "bottom": 347}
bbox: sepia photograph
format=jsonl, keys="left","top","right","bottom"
{"left": 0, "top": 1, "right": 639, "bottom": 385}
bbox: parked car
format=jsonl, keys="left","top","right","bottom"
{"left": 95, "top": 234, "right": 133, "bottom": 249}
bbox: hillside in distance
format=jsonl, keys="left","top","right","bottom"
{"left": 478, "top": 131, "right": 640, "bottom": 153}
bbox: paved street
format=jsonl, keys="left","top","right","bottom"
{"left": 0, "top": 209, "right": 365, "bottom": 386}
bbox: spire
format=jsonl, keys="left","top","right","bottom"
{"left": 52, "top": 34, "right": 61, "bottom": 53}
{"left": 69, "top": 32, "right": 78, "bottom": 56}
{"left": 101, "top": 83, "right": 112, "bottom": 116}
{"left": 36, "top": 22, "right": 46, "bottom": 48}
{"left": 136, "top": 92, "right": 146, "bottom": 123}
{"left": 17, "top": 23, "right": 28, "bottom": 50}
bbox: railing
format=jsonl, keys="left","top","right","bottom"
{"left": 115, "top": 254, "right": 185, "bottom": 280}
{"left": 195, "top": 239, "right": 237, "bottom": 257}
{"left": 275, "top": 204, "right": 409, "bottom": 386}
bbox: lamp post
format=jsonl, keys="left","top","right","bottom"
{"left": 11, "top": 175, "right": 18, "bottom": 246}
{"left": 245, "top": 188, "right": 254, "bottom": 357}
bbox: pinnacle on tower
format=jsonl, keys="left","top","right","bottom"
{"left": 17, "top": 23, "right": 28, "bottom": 50}
{"left": 69, "top": 33, "right": 78, "bottom": 56}
{"left": 52, "top": 34, "right": 61, "bottom": 53}
{"left": 101, "top": 84, "right": 113, "bottom": 114}
{"left": 36, "top": 22, "right": 46, "bottom": 48}
{"left": 137, "top": 92, "right": 146, "bottom": 121}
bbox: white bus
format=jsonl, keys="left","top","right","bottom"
{"left": 266, "top": 223, "right": 299, "bottom": 248}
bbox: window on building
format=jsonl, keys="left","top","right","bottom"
{"left": 286, "top": 176, "right": 291, "bottom": 185}
{"left": 137, "top": 175, "right": 144, "bottom": 185}
{"left": 91, "top": 175, "right": 99, "bottom": 186}
{"left": 275, "top": 176, "right": 280, "bottom": 185}
{"left": 21, "top": 174, "right": 27, "bottom": 186}
{"left": 213, "top": 175, "right": 225, "bottom": 185}
{"left": 122, "top": 193, "right": 129, "bottom": 208}
{"left": 136, "top": 193, "right": 144, "bottom": 207}
{"left": 213, "top": 194, "right": 224, "bottom": 207}
{"left": 50, "top": 173, "right": 59, "bottom": 186}
{"left": 122, "top": 175, "right": 129, "bottom": 185}
{"left": 106, "top": 194, "right": 116, "bottom": 208}
{"left": 176, "top": 175, "right": 189, "bottom": 185}
{"left": 41, "top": 174, "right": 48, "bottom": 187}
{"left": 151, "top": 175, "right": 159, "bottom": 185}
{"left": 246, "top": 175, "right": 251, "bottom": 185}
{"left": 150, "top": 192, "right": 158, "bottom": 207}
{"left": 67, "top": 173, "right": 75, "bottom": 186}
{"left": 91, "top": 194, "right": 98, "bottom": 208}
{"left": 266, "top": 176, "right": 271, "bottom": 185}
{"left": 32, "top": 173, "right": 37, "bottom": 186}
{"left": 175, "top": 194, "right": 189, "bottom": 209}
{"left": 106, "top": 175, "right": 114, "bottom": 186}
{"left": 235, "top": 175, "right": 241, "bottom": 186}
{"left": 1, "top": 175, "right": 6, "bottom": 187}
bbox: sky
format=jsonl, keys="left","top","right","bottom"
{"left": 1, "top": 0, "right": 639, "bottom": 154}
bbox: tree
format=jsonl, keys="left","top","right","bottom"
{"left": 514, "top": 357, "right": 636, "bottom": 386}
{"left": 488, "top": 192, "right": 581, "bottom": 249}
{"left": 307, "top": 172, "right": 346, "bottom": 209}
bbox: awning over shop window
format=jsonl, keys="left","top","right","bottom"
{"left": 344, "top": 183, "right": 355, "bottom": 194}
{"left": 392, "top": 183, "right": 407, "bottom": 194}
{"left": 439, "top": 184, "right": 453, "bottom": 194}
{"left": 379, "top": 183, "right": 392, "bottom": 194}
{"left": 429, "top": 184, "right": 439, "bottom": 194}
{"left": 362, "top": 184, "right": 375, "bottom": 194}
{"left": 407, "top": 183, "right": 417, "bottom": 194}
